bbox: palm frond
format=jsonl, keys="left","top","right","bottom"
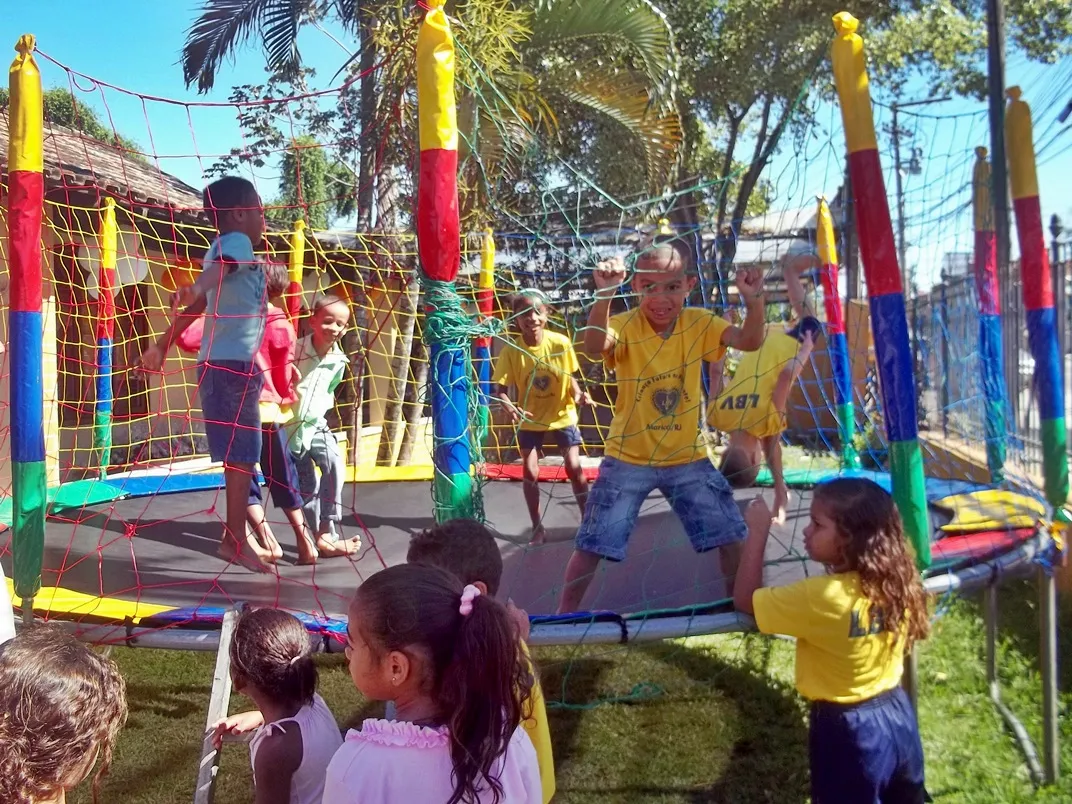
{"left": 529, "top": 0, "right": 678, "bottom": 103}
{"left": 554, "top": 65, "right": 682, "bottom": 193}
{"left": 182, "top": 0, "right": 308, "bottom": 93}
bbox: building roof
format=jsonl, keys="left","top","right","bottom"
{"left": 0, "top": 111, "right": 204, "bottom": 222}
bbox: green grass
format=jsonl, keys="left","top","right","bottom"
{"left": 68, "top": 580, "right": 1072, "bottom": 803}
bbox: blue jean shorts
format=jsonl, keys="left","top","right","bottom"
{"left": 197, "top": 361, "right": 263, "bottom": 465}
{"left": 575, "top": 456, "right": 746, "bottom": 562}
{"left": 517, "top": 424, "right": 583, "bottom": 453}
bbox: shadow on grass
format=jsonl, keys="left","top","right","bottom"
{"left": 539, "top": 638, "right": 809, "bottom": 804}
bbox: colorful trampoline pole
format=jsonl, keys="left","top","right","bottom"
{"left": 286, "top": 219, "right": 306, "bottom": 328}
{"left": 417, "top": 0, "right": 475, "bottom": 521}
{"left": 831, "top": 13, "right": 930, "bottom": 568}
{"left": 94, "top": 197, "right": 118, "bottom": 479}
{"left": 7, "top": 35, "right": 47, "bottom": 605}
{"left": 971, "top": 147, "right": 1008, "bottom": 484}
{"left": 816, "top": 196, "right": 860, "bottom": 469}
{"left": 1006, "top": 88, "right": 1069, "bottom": 509}
{"left": 474, "top": 229, "right": 496, "bottom": 444}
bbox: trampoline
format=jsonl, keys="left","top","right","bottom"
{"left": 1, "top": 466, "right": 1049, "bottom": 646}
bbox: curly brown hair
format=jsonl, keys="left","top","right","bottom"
{"left": 814, "top": 478, "right": 930, "bottom": 647}
{"left": 0, "top": 626, "right": 128, "bottom": 804}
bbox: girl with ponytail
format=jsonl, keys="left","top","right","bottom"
{"left": 325, "top": 562, "right": 541, "bottom": 803}
{"left": 210, "top": 608, "right": 342, "bottom": 804}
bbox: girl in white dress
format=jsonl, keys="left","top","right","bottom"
{"left": 325, "top": 563, "right": 542, "bottom": 803}
{"left": 211, "top": 608, "right": 342, "bottom": 804}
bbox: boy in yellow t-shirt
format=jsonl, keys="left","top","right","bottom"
{"left": 494, "top": 290, "right": 591, "bottom": 545}
{"left": 405, "top": 520, "right": 557, "bottom": 804}
{"left": 734, "top": 478, "right": 930, "bottom": 803}
{"left": 557, "top": 236, "right": 767, "bottom": 614}
{"left": 709, "top": 259, "right": 819, "bottom": 523}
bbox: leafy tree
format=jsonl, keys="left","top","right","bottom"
{"left": 0, "top": 86, "right": 143, "bottom": 157}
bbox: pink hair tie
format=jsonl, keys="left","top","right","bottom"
{"left": 459, "top": 584, "right": 481, "bottom": 616}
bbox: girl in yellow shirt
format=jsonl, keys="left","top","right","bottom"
{"left": 734, "top": 477, "right": 930, "bottom": 804}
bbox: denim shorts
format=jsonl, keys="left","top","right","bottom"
{"left": 517, "top": 424, "right": 583, "bottom": 453}
{"left": 197, "top": 361, "right": 263, "bottom": 465}
{"left": 575, "top": 456, "right": 746, "bottom": 562}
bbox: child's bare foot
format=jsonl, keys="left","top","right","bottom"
{"left": 315, "top": 535, "right": 361, "bottom": 558}
{"left": 218, "top": 536, "right": 273, "bottom": 574}
{"left": 527, "top": 525, "right": 547, "bottom": 546}
{"left": 773, "top": 487, "right": 790, "bottom": 525}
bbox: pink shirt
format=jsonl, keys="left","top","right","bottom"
{"left": 323, "top": 719, "right": 541, "bottom": 804}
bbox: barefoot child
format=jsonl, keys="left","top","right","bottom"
{"left": 141, "top": 176, "right": 272, "bottom": 571}
{"left": 211, "top": 609, "right": 342, "bottom": 804}
{"left": 734, "top": 478, "right": 930, "bottom": 803}
{"left": 406, "top": 519, "right": 556, "bottom": 803}
{"left": 326, "top": 563, "right": 541, "bottom": 802}
{"left": 709, "top": 259, "right": 821, "bottom": 523}
{"left": 175, "top": 261, "right": 320, "bottom": 565}
{"left": 0, "top": 626, "right": 127, "bottom": 804}
{"left": 493, "top": 289, "right": 590, "bottom": 544}
{"left": 557, "top": 236, "right": 766, "bottom": 613}
{"left": 290, "top": 294, "right": 360, "bottom": 557}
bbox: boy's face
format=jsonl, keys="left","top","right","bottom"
{"left": 633, "top": 246, "right": 695, "bottom": 330}
{"left": 311, "top": 301, "right": 351, "bottom": 347}
{"left": 514, "top": 299, "right": 548, "bottom": 339}
{"left": 222, "top": 190, "right": 265, "bottom": 247}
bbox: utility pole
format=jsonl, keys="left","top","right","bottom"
{"left": 890, "top": 96, "right": 950, "bottom": 426}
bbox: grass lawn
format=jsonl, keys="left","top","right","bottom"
{"left": 64, "top": 578, "right": 1072, "bottom": 803}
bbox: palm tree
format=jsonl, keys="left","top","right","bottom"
{"left": 181, "top": 0, "right": 682, "bottom": 222}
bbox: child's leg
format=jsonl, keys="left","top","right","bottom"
{"left": 763, "top": 435, "right": 789, "bottom": 524}
{"left": 521, "top": 446, "right": 545, "bottom": 543}
{"left": 557, "top": 457, "right": 651, "bottom": 613}
{"left": 262, "top": 424, "right": 317, "bottom": 564}
{"left": 558, "top": 426, "right": 589, "bottom": 516}
{"left": 661, "top": 459, "right": 747, "bottom": 598}
{"left": 245, "top": 427, "right": 283, "bottom": 560}
{"left": 310, "top": 428, "right": 360, "bottom": 557}
{"left": 221, "top": 462, "right": 271, "bottom": 572}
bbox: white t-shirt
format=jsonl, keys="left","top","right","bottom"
{"left": 324, "top": 719, "right": 542, "bottom": 803}
{"left": 0, "top": 563, "right": 15, "bottom": 646}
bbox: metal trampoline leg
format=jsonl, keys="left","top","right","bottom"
{"left": 1040, "top": 566, "right": 1059, "bottom": 784}
{"left": 986, "top": 583, "right": 1044, "bottom": 785}
{"left": 194, "top": 606, "right": 241, "bottom": 804}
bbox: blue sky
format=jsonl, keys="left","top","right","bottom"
{"left": 3, "top": 2, "right": 1070, "bottom": 290}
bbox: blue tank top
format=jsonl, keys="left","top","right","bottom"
{"left": 195, "top": 232, "right": 267, "bottom": 364}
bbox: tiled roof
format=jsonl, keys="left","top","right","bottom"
{"left": 0, "top": 111, "right": 204, "bottom": 222}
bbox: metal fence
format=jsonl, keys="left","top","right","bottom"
{"left": 915, "top": 241, "right": 1071, "bottom": 479}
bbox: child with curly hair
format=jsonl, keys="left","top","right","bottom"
{"left": 735, "top": 477, "right": 931, "bottom": 804}
{"left": 0, "top": 626, "right": 128, "bottom": 804}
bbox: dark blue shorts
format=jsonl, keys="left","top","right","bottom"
{"left": 810, "top": 686, "right": 927, "bottom": 804}
{"left": 517, "top": 424, "right": 583, "bottom": 453}
{"left": 249, "top": 423, "right": 303, "bottom": 511}
{"left": 576, "top": 457, "right": 746, "bottom": 562}
{"left": 197, "top": 361, "right": 263, "bottom": 465}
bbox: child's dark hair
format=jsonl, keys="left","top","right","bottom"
{"left": 720, "top": 445, "right": 760, "bottom": 489}
{"left": 203, "top": 176, "right": 257, "bottom": 228}
{"left": 637, "top": 232, "right": 694, "bottom": 273}
{"left": 813, "top": 478, "right": 930, "bottom": 647}
{"left": 311, "top": 293, "right": 348, "bottom": 316}
{"left": 0, "top": 626, "right": 127, "bottom": 804}
{"left": 230, "top": 608, "right": 317, "bottom": 709}
{"left": 407, "top": 519, "right": 504, "bottom": 597}
{"left": 355, "top": 563, "right": 531, "bottom": 804}
{"left": 264, "top": 262, "right": 289, "bottom": 299}
{"left": 510, "top": 289, "right": 550, "bottom": 315}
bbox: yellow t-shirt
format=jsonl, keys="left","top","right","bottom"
{"left": 603, "top": 307, "right": 730, "bottom": 466}
{"left": 520, "top": 642, "right": 555, "bottom": 804}
{"left": 258, "top": 401, "right": 294, "bottom": 426}
{"left": 493, "top": 330, "right": 580, "bottom": 432}
{"left": 708, "top": 325, "right": 799, "bottom": 439}
{"left": 752, "top": 572, "right": 906, "bottom": 703}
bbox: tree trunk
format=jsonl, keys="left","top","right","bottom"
{"left": 397, "top": 313, "right": 429, "bottom": 465}
{"left": 356, "top": 8, "right": 378, "bottom": 231}
{"left": 376, "top": 276, "right": 419, "bottom": 466}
